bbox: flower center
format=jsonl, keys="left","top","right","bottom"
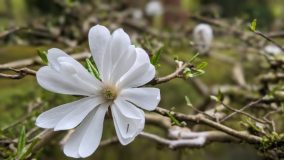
{"left": 102, "top": 85, "right": 117, "bottom": 101}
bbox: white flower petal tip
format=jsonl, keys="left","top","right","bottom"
{"left": 63, "top": 105, "right": 108, "bottom": 158}
{"left": 193, "top": 23, "right": 213, "bottom": 54}
{"left": 111, "top": 99, "right": 145, "bottom": 145}
{"left": 36, "top": 24, "right": 160, "bottom": 158}
{"left": 35, "top": 97, "right": 103, "bottom": 131}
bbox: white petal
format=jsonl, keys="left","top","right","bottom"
{"left": 117, "top": 63, "right": 154, "bottom": 89}
{"left": 47, "top": 48, "right": 69, "bottom": 71}
{"left": 63, "top": 104, "right": 108, "bottom": 158}
{"left": 56, "top": 56, "right": 101, "bottom": 86}
{"left": 37, "top": 49, "right": 103, "bottom": 96}
{"left": 120, "top": 87, "right": 160, "bottom": 111}
{"left": 131, "top": 65, "right": 155, "bottom": 87}
{"left": 109, "top": 29, "right": 131, "bottom": 65}
{"left": 54, "top": 97, "right": 104, "bottom": 131}
{"left": 117, "top": 48, "right": 155, "bottom": 88}
{"left": 112, "top": 99, "right": 145, "bottom": 145}
{"left": 37, "top": 66, "right": 99, "bottom": 96}
{"left": 48, "top": 48, "right": 101, "bottom": 87}
{"left": 88, "top": 25, "right": 111, "bottom": 74}
{"left": 101, "top": 28, "right": 131, "bottom": 83}
{"left": 36, "top": 97, "right": 103, "bottom": 130}
{"left": 110, "top": 45, "right": 137, "bottom": 83}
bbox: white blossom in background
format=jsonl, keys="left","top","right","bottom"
{"left": 193, "top": 23, "right": 213, "bottom": 54}
{"left": 35, "top": 25, "right": 160, "bottom": 158}
{"left": 132, "top": 8, "right": 143, "bottom": 20}
{"left": 264, "top": 44, "right": 282, "bottom": 55}
{"left": 145, "top": 1, "right": 164, "bottom": 16}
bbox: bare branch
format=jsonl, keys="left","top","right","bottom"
{"left": 155, "top": 107, "right": 262, "bottom": 143}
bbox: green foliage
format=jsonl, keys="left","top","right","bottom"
{"left": 166, "top": 110, "right": 182, "bottom": 126}
{"left": 240, "top": 118, "right": 263, "bottom": 135}
{"left": 183, "top": 54, "right": 207, "bottom": 79}
{"left": 184, "top": 96, "right": 193, "bottom": 107}
{"left": 189, "top": 53, "right": 200, "bottom": 63}
{"left": 183, "top": 67, "right": 205, "bottom": 79}
{"left": 16, "top": 126, "right": 26, "bottom": 158}
{"left": 37, "top": 49, "right": 48, "bottom": 64}
{"left": 196, "top": 62, "right": 208, "bottom": 70}
{"left": 85, "top": 57, "right": 100, "bottom": 80}
{"left": 259, "top": 132, "right": 284, "bottom": 151}
{"left": 150, "top": 46, "right": 164, "bottom": 68}
{"left": 249, "top": 19, "right": 257, "bottom": 31}
{"left": 19, "top": 138, "right": 40, "bottom": 160}
{"left": 210, "top": 89, "right": 224, "bottom": 103}
{"left": 14, "top": 125, "right": 40, "bottom": 160}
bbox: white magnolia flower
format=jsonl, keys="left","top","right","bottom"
{"left": 264, "top": 44, "right": 282, "bottom": 55}
{"left": 35, "top": 25, "right": 161, "bottom": 158}
{"left": 193, "top": 23, "right": 213, "bottom": 54}
{"left": 145, "top": 1, "right": 164, "bottom": 16}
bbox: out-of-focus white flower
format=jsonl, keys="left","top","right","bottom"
{"left": 193, "top": 23, "right": 213, "bottom": 54}
{"left": 145, "top": 1, "right": 164, "bottom": 16}
{"left": 132, "top": 8, "right": 143, "bottom": 20}
{"left": 36, "top": 25, "right": 160, "bottom": 158}
{"left": 264, "top": 44, "right": 282, "bottom": 55}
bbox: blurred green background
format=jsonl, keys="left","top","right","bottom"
{"left": 1, "top": 0, "right": 284, "bottom": 159}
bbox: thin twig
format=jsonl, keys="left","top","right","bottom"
{"left": 220, "top": 97, "right": 264, "bottom": 123}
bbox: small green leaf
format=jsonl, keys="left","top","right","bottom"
{"left": 210, "top": 90, "right": 223, "bottom": 103}
{"left": 196, "top": 62, "right": 208, "bottom": 70}
{"left": 189, "top": 52, "right": 200, "bottom": 63}
{"left": 85, "top": 58, "right": 100, "bottom": 80}
{"left": 192, "top": 69, "right": 205, "bottom": 77}
{"left": 240, "top": 118, "right": 262, "bottom": 134}
{"left": 151, "top": 46, "right": 164, "bottom": 67}
{"left": 17, "top": 126, "right": 26, "bottom": 157}
{"left": 166, "top": 111, "right": 181, "bottom": 126}
{"left": 183, "top": 68, "right": 205, "bottom": 78}
{"left": 217, "top": 89, "right": 224, "bottom": 102}
{"left": 250, "top": 19, "right": 257, "bottom": 31}
{"left": 19, "top": 138, "right": 39, "bottom": 160}
{"left": 210, "top": 95, "right": 220, "bottom": 102}
{"left": 37, "top": 50, "right": 48, "bottom": 64}
{"left": 185, "top": 96, "right": 193, "bottom": 107}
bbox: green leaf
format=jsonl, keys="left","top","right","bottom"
{"left": 250, "top": 19, "right": 257, "bottom": 31}
{"left": 217, "top": 89, "right": 224, "bottom": 102}
{"left": 37, "top": 49, "right": 48, "bottom": 64}
{"left": 210, "top": 95, "right": 220, "bottom": 102}
{"left": 185, "top": 96, "right": 193, "bottom": 107}
{"left": 184, "top": 68, "right": 205, "bottom": 78}
{"left": 166, "top": 111, "right": 181, "bottom": 126}
{"left": 19, "top": 138, "right": 40, "bottom": 160}
{"left": 17, "top": 126, "right": 26, "bottom": 157}
{"left": 240, "top": 118, "right": 262, "bottom": 134}
{"left": 150, "top": 46, "right": 164, "bottom": 67}
{"left": 210, "top": 89, "right": 223, "bottom": 102}
{"left": 196, "top": 62, "right": 208, "bottom": 70}
{"left": 85, "top": 58, "right": 100, "bottom": 80}
{"left": 189, "top": 52, "right": 200, "bottom": 63}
